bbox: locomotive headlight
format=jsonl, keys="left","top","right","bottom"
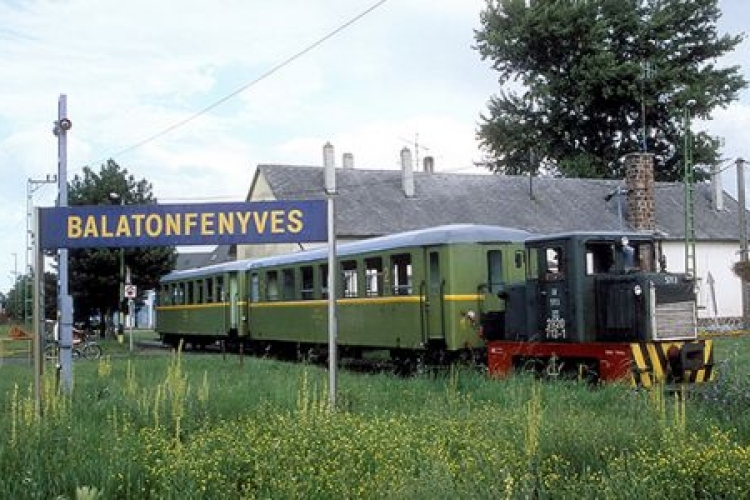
{"left": 634, "top": 285, "right": 643, "bottom": 296}
{"left": 465, "top": 310, "right": 476, "bottom": 322}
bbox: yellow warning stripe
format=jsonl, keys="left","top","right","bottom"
{"left": 630, "top": 340, "right": 714, "bottom": 388}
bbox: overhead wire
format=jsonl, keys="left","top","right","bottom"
{"left": 85, "top": 0, "right": 389, "bottom": 169}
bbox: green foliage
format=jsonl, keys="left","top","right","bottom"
{"left": 68, "top": 160, "right": 176, "bottom": 323}
{"left": 1, "top": 340, "right": 750, "bottom": 498}
{"left": 4, "top": 272, "right": 57, "bottom": 321}
{"left": 475, "top": 0, "right": 747, "bottom": 181}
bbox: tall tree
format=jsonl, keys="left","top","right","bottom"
{"left": 68, "top": 160, "right": 176, "bottom": 330}
{"left": 5, "top": 272, "right": 58, "bottom": 321}
{"left": 475, "top": 0, "right": 746, "bottom": 180}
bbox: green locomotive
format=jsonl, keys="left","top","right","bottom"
{"left": 486, "top": 231, "right": 715, "bottom": 387}
{"left": 156, "top": 224, "right": 529, "bottom": 367}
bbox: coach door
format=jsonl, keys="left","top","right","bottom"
{"left": 424, "top": 248, "right": 445, "bottom": 342}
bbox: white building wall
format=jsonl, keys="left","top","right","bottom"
{"left": 662, "top": 240, "right": 742, "bottom": 319}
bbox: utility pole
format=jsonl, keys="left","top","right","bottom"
{"left": 323, "top": 143, "right": 338, "bottom": 409}
{"left": 684, "top": 101, "right": 697, "bottom": 280}
{"left": 737, "top": 158, "right": 749, "bottom": 330}
{"left": 26, "top": 175, "right": 57, "bottom": 326}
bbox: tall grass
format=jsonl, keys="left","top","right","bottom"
{"left": 0, "top": 338, "right": 749, "bottom": 498}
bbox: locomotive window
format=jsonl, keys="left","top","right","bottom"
{"left": 585, "top": 243, "right": 615, "bottom": 275}
{"left": 250, "top": 273, "right": 260, "bottom": 303}
{"left": 515, "top": 250, "right": 524, "bottom": 269}
{"left": 543, "top": 247, "right": 565, "bottom": 281}
{"left": 301, "top": 266, "right": 314, "bottom": 300}
{"left": 634, "top": 241, "right": 656, "bottom": 272}
{"left": 487, "top": 250, "right": 503, "bottom": 293}
{"left": 342, "top": 260, "right": 358, "bottom": 298}
{"left": 391, "top": 253, "right": 412, "bottom": 295}
{"left": 282, "top": 269, "right": 296, "bottom": 300}
{"left": 365, "top": 257, "right": 383, "bottom": 297}
{"left": 266, "top": 271, "right": 279, "bottom": 301}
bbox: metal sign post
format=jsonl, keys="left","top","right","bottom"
{"left": 54, "top": 94, "right": 74, "bottom": 395}
{"left": 125, "top": 282, "right": 136, "bottom": 352}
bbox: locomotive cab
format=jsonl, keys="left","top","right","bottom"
{"left": 517, "top": 232, "right": 698, "bottom": 344}
{"left": 490, "top": 231, "right": 714, "bottom": 386}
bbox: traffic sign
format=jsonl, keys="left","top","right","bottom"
{"left": 124, "top": 284, "right": 137, "bottom": 298}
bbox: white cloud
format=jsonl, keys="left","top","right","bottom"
{"left": 0, "top": 0, "right": 747, "bottom": 294}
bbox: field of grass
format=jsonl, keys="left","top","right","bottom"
{"left": 0, "top": 335, "right": 749, "bottom": 498}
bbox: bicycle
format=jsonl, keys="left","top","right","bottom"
{"left": 44, "top": 330, "right": 102, "bottom": 361}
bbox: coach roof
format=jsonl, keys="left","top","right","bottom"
{"left": 243, "top": 224, "right": 529, "bottom": 270}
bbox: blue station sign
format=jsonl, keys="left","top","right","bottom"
{"left": 39, "top": 200, "right": 327, "bottom": 249}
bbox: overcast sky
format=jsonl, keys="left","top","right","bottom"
{"left": 0, "top": 0, "right": 748, "bottom": 294}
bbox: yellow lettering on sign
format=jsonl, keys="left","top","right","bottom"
{"left": 165, "top": 213, "right": 181, "bottom": 236}
{"left": 132, "top": 214, "right": 145, "bottom": 237}
{"left": 100, "top": 215, "right": 114, "bottom": 237}
{"left": 145, "top": 214, "right": 162, "bottom": 237}
{"left": 201, "top": 212, "right": 215, "bottom": 235}
{"left": 83, "top": 216, "right": 98, "bottom": 238}
{"left": 287, "top": 209, "right": 303, "bottom": 234}
{"left": 115, "top": 215, "right": 131, "bottom": 237}
{"left": 271, "top": 210, "right": 285, "bottom": 233}
{"left": 236, "top": 211, "right": 251, "bottom": 234}
{"left": 252, "top": 211, "right": 268, "bottom": 233}
{"left": 67, "top": 216, "right": 83, "bottom": 238}
{"left": 184, "top": 213, "right": 198, "bottom": 235}
{"left": 218, "top": 212, "right": 234, "bottom": 234}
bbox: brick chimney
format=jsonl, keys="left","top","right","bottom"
{"left": 624, "top": 153, "right": 655, "bottom": 231}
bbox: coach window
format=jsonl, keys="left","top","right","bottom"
{"left": 301, "top": 266, "right": 314, "bottom": 300}
{"left": 320, "top": 264, "right": 329, "bottom": 299}
{"left": 206, "top": 278, "right": 214, "bottom": 303}
{"left": 267, "top": 271, "right": 280, "bottom": 301}
{"left": 342, "top": 260, "right": 358, "bottom": 298}
{"left": 515, "top": 250, "right": 524, "bottom": 269}
{"left": 195, "top": 280, "right": 204, "bottom": 303}
{"left": 160, "top": 285, "right": 168, "bottom": 306}
{"left": 391, "top": 253, "right": 412, "bottom": 295}
{"left": 176, "top": 283, "right": 185, "bottom": 305}
{"left": 283, "top": 269, "right": 296, "bottom": 300}
{"left": 365, "top": 257, "right": 383, "bottom": 297}
{"left": 250, "top": 273, "right": 260, "bottom": 303}
{"left": 216, "top": 276, "right": 225, "bottom": 302}
{"left": 487, "top": 250, "right": 503, "bottom": 293}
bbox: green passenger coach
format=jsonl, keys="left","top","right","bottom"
{"left": 156, "top": 224, "right": 529, "bottom": 367}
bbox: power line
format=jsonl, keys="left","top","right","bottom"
{"left": 99, "top": 0, "right": 388, "bottom": 164}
